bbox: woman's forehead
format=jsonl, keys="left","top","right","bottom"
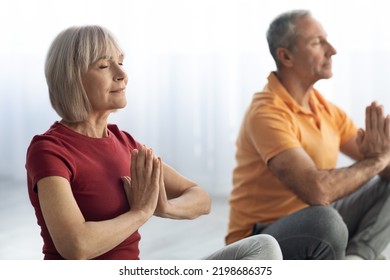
{"left": 94, "top": 42, "right": 124, "bottom": 61}
{"left": 98, "top": 52, "right": 124, "bottom": 60}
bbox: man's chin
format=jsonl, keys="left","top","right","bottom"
{"left": 322, "top": 71, "right": 333, "bottom": 80}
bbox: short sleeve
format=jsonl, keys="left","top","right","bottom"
{"left": 26, "top": 136, "right": 72, "bottom": 192}
{"left": 246, "top": 105, "right": 302, "bottom": 164}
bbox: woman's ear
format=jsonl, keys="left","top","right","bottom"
{"left": 276, "top": 47, "right": 293, "bottom": 68}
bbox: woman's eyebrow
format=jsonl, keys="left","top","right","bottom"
{"left": 97, "top": 55, "right": 111, "bottom": 60}
{"left": 97, "top": 53, "right": 125, "bottom": 61}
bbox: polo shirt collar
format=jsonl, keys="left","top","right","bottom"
{"left": 266, "top": 72, "right": 330, "bottom": 115}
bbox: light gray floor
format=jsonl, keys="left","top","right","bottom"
{"left": 0, "top": 178, "right": 229, "bottom": 260}
{"left": 1, "top": 178, "right": 389, "bottom": 260}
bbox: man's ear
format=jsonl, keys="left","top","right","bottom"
{"left": 276, "top": 47, "right": 293, "bottom": 68}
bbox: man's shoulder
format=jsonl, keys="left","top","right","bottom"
{"left": 250, "top": 90, "right": 291, "bottom": 113}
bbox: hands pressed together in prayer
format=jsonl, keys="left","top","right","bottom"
{"left": 356, "top": 101, "right": 390, "bottom": 178}
{"left": 121, "top": 146, "right": 170, "bottom": 219}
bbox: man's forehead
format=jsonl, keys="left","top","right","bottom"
{"left": 295, "top": 16, "right": 327, "bottom": 40}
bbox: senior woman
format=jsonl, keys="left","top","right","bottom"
{"left": 26, "top": 25, "right": 282, "bottom": 260}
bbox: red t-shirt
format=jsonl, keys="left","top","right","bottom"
{"left": 26, "top": 122, "right": 142, "bottom": 259}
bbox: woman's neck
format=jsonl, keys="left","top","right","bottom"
{"left": 60, "top": 119, "right": 109, "bottom": 138}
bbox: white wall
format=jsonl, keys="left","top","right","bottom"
{"left": 1, "top": 0, "right": 390, "bottom": 195}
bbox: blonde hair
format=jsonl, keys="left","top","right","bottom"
{"left": 45, "top": 25, "right": 124, "bottom": 122}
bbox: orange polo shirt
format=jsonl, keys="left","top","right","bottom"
{"left": 226, "top": 72, "right": 358, "bottom": 245}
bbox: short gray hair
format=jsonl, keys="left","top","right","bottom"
{"left": 266, "top": 10, "right": 311, "bottom": 68}
{"left": 44, "top": 25, "right": 124, "bottom": 122}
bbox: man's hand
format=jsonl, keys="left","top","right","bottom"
{"left": 356, "top": 101, "right": 390, "bottom": 168}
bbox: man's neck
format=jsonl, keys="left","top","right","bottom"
{"left": 275, "top": 70, "right": 314, "bottom": 110}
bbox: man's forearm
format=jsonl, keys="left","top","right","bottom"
{"left": 313, "top": 156, "right": 387, "bottom": 204}
{"left": 379, "top": 164, "right": 390, "bottom": 180}
{"left": 268, "top": 146, "right": 389, "bottom": 206}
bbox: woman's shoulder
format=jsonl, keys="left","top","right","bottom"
{"left": 107, "top": 124, "right": 142, "bottom": 149}
{"left": 28, "top": 122, "right": 66, "bottom": 149}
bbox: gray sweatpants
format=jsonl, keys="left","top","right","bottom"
{"left": 203, "top": 234, "right": 283, "bottom": 260}
{"left": 252, "top": 176, "right": 390, "bottom": 260}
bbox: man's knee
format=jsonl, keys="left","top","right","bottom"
{"left": 263, "top": 206, "right": 348, "bottom": 259}
{"left": 308, "top": 206, "right": 347, "bottom": 237}
{"left": 306, "top": 206, "right": 348, "bottom": 257}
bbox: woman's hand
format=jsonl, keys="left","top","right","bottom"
{"left": 153, "top": 158, "right": 172, "bottom": 217}
{"left": 121, "top": 146, "right": 160, "bottom": 218}
{"left": 152, "top": 161, "right": 211, "bottom": 220}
